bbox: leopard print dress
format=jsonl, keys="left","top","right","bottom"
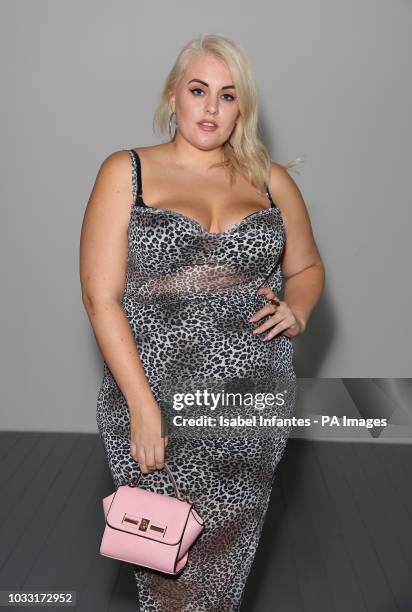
{"left": 96, "top": 148, "right": 297, "bottom": 612}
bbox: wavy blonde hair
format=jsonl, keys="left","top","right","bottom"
{"left": 152, "top": 33, "right": 303, "bottom": 193}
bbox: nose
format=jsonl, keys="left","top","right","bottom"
{"left": 205, "top": 98, "right": 218, "bottom": 115}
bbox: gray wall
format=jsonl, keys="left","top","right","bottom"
{"left": 1, "top": 0, "right": 411, "bottom": 433}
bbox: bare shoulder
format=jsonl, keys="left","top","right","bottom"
{"left": 97, "top": 149, "right": 133, "bottom": 184}
{"left": 87, "top": 148, "right": 140, "bottom": 211}
{"left": 81, "top": 149, "right": 137, "bottom": 232}
{"left": 267, "top": 160, "right": 311, "bottom": 228}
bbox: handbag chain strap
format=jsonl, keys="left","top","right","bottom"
{"left": 128, "top": 462, "right": 186, "bottom": 501}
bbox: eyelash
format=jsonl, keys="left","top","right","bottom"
{"left": 189, "top": 87, "right": 236, "bottom": 102}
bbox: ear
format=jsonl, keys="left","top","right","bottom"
{"left": 169, "top": 95, "right": 175, "bottom": 113}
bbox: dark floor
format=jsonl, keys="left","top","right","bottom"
{"left": 0, "top": 432, "right": 411, "bottom": 611}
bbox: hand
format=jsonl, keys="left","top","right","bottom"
{"left": 129, "top": 402, "right": 169, "bottom": 474}
{"left": 249, "top": 287, "right": 306, "bottom": 340}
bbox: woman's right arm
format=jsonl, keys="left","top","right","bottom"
{"left": 79, "top": 150, "right": 168, "bottom": 474}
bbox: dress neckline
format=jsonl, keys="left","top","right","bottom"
{"left": 128, "top": 148, "right": 283, "bottom": 236}
{"left": 133, "top": 201, "right": 283, "bottom": 237}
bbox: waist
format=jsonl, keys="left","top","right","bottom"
{"left": 122, "top": 275, "right": 279, "bottom": 307}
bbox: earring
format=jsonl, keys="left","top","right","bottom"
{"left": 168, "top": 111, "right": 177, "bottom": 140}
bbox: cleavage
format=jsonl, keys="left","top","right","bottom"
{"left": 141, "top": 197, "right": 272, "bottom": 234}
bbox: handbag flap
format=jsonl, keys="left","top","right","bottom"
{"left": 106, "top": 484, "right": 192, "bottom": 546}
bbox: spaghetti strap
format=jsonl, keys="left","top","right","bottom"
{"left": 264, "top": 181, "right": 277, "bottom": 209}
{"left": 127, "top": 149, "right": 145, "bottom": 208}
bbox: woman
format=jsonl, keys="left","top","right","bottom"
{"left": 80, "top": 34, "right": 324, "bottom": 612}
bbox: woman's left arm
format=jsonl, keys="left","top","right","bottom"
{"left": 252, "top": 162, "right": 325, "bottom": 339}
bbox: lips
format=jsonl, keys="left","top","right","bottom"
{"left": 197, "top": 121, "right": 218, "bottom": 133}
{"left": 197, "top": 121, "right": 218, "bottom": 127}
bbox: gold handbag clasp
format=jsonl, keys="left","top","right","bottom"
{"left": 122, "top": 513, "right": 167, "bottom": 536}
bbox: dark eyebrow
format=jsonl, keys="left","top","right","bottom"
{"left": 187, "top": 78, "right": 236, "bottom": 90}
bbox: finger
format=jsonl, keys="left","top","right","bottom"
{"left": 265, "top": 316, "right": 301, "bottom": 340}
{"left": 252, "top": 312, "right": 283, "bottom": 335}
{"left": 131, "top": 441, "right": 144, "bottom": 465}
{"left": 251, "top": 290, "right": 280, "bottom": 321}
{"left": 263, "top": 319, "right": 293, "bottom": 341}
{"left": 139, "top": 462, "right": 149, "bottom": 475}
{"left": 250, "top": 296, "right": 281, "bottom": 322}
{"left": 256, "top": 286, "right": 272, "bottom": 296}
{"left": 249, "top": 302, "right": 279, "bottom": 323}
{"left": 144, "top": 446, "right": 156, "bottom": 472}
{"left": 130, "top": 440, "right": 137, "bottom": 459}
{"left": 154, "top": 444, "right": 165, "bottom": 469}
{"left": 256, "top": 286, "right": 278, "bottom": 300}
{"left": 136, "top": 445, "right": 148, "bottom": 474}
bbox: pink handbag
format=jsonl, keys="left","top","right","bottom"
{"left": 100, "top": 462, "right": 204, "bottom": 575}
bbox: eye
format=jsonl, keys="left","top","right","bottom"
{"left": 189, "top": 88, "right": 236, "bottom": 102}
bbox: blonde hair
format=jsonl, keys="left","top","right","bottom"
{"left": 152, "top": 33, "right": 303, "bottom": 193}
